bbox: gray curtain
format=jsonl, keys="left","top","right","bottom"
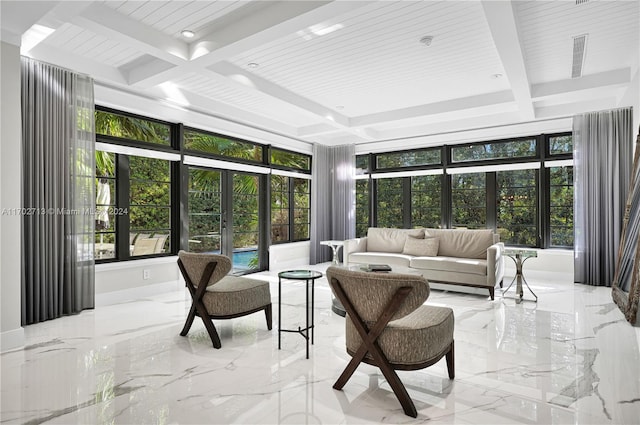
{"left": 310, "top": 144, "right": 355, "bottom": 264}
{"left": 574, "top": 107, "right": 633, "bottom": 286}
{"left": 21, "top": 57, "right": 96, "bottom": 324}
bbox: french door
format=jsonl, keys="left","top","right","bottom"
{"left": 187, "top": 167, "right": 264, "bottom": 273}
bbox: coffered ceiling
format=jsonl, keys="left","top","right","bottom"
{"left": 2, "top": 0, "right": 638, "bottom": 148}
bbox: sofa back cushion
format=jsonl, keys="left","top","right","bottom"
{"left": 424, "top": 228, "right": 494, "bottom": 259}
{"left": 367, "top": 227, "right": 424, "bottom": 253}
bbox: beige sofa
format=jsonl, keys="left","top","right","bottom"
{"left": 344, "top": 227, "right": 504, "bottom": 300}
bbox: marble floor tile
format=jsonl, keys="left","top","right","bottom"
{"left": 1, "top": 264, "right": 639, "bottom": 424}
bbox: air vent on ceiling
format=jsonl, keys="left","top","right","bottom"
{"left": 571, "top": 34, "right": 588, "bottom": 78}
{"left": 576, "top": 0, "right": 589, "bottom": 4}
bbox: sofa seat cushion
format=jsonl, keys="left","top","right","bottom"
{"left": 424, "top": 228, "right": 494, "bottom": 259}
{"left": 367, "top": 227, "right": 425, "bottom": 253}
{"left": 346, "top": 305, "right": 454, "bottom": 366}
{"left": 349, "top": 252, "right": 412, "bottom": 268}
{"left": 410, "top": 256, "right": 487, "bottom": 275}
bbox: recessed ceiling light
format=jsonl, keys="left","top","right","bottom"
{"left": 491, "top": 73, "right": 503, "bottom": 79}
{"left": 420, "top": 36, "right": 434, "bottom": 46}
{"left": 248, "top": 63, "right": 259, "bottom": 69}
{"left": 181, "top": 30, "right": 195, "bottom": 38}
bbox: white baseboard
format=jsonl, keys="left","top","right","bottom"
{"left": 1, "top": 327, "right": 25, "bottom": 352}
{"left": 95, "top": 280, "right": 182, "bottom": 307}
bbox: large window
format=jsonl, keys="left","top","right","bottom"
{"left": 271, "top": 175, "right": 310, "bottom": 243}
{"left": 549, "top": 166, "right": 574, "bottom": 247}
{"left": 95, "top": 108, "right": 178, "bottom": 262}
{"left": 355, "top": 133, "right": 573, "bottom": 248}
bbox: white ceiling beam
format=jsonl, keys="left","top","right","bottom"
{"left": 481, "top": 0, "right": 535, "bottom": 121}
{"left": 71, "top": 3, "right": 189, "bottom": 64}
{"left": 535, "top": 98, "right": 618, "bottom": 119}
{"left": 27, "top": 43, "right": 127, "bottom": 84}
{"left": 351, "top": 90, "right": 515, "bottom": 127}
{"left": 128, "top": 0, "right": 370, "bottom": 89}
{"left": 145, "top": 84, "right": 300, "bottom": 137}
{"left": 210, "top": 61, "right": 350, "bottom": 127}
{"left": 531, "top": 68, "right": 631, "bottom": 100}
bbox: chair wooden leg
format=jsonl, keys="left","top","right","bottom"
{"left": 377, "top": 364, "right": 418, "bottom": 418}
{"left": 264, "top": 303, "right": 273, "bottom": 330}
{"left": 180, "top": 306, "right": 197, "bottom": 336}
{"left": 333, "top": 353, "right": 366, "bottom": 390}
{"left": 489, "top": 287, "right": 495, "bottom": 300}
{"left": 446, "top": 341, "right": 455, "bottom": 379}
{"left": 200, "top": 315, "right": 222, "bottom": 349}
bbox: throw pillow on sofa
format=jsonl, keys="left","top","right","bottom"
{"left": 402, "top": 237, "right": 439, "bottom": 256}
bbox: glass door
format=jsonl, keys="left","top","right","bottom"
{"left": 187, "top": 167, "right": 263, "bottom": 273}
{"left": 230, "top": 173, "right": 260, "bottom": 272}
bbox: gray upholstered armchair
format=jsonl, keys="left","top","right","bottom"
{"left": 177, "top": 251, "right": 272, "bottom": 348}
{"left": 326, "top": 266, "right": 454, "bottom": 418}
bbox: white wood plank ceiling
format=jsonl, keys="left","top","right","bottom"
{"left": 2, "top": 0, "right": 639, "bottom": 147}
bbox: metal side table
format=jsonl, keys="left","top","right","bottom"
{"left": 502, "top": 248, "right": 538, "bottom": 304}
{"left": 278, "top": 270, "right": 323, "bottom": 359}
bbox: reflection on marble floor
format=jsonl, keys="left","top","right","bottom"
{"left": 2, "top": 264, "right": 640, "bottom": 424}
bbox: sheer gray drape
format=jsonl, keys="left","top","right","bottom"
{"left": 574, "top": 107, "right": 633, "bottom": 286}
{"left": 21, "top": 57, "right": 96, "bottom": 324}
{"left": 310, "top": 144, "right": 355, "bottom": 264}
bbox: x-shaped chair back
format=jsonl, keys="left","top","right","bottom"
{"left": 178, "top": 251, "right": 232, "bottom": 348}
{"left": 326, "top": 266, "right": 436, "bottom": 418}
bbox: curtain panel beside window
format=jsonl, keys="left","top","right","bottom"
{"left": 310, "top": 144, "right": 355, "bottom": 264}
{"left": 21, "top": 57, "right": 96, "bottom": 325}
{"left": 573, "top": 107, "right": 633, "bottom": 286}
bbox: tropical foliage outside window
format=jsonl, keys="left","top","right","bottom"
{"left": 376, "top": 148, "right": 440, "bottom": 169}
{"left": 355, "top": 179, "right": 370, "bottom": 237}
{"left": 549, "top": 135, "right": 573, "bottom": 155}
{"left": 96, "top": 110, "right": 170, "bottom": 146}
{"left": 187, "top": 168, "right": 221, "bottom": 253}
{"left": 95, "top": 151, "right": 116, "bottom": 259}
{"left": 550, "top": 166, "right": 574, "bottom": 246}
{"left": 452, "top": 173, "right": 486, "bottom": 229}
{"left": 271, "top": 148, "right": 311, "bottom": 171}
{"left": 451, "top": 139, "right": 536, "bottom": 163}
{"left": 130, "top": 156, "right": 171, "bottom": 256}
{"left": 497, "top": 169, "right": 537, "bottom": 245}
{"left": 184, "top": 129, "right": 263, "bottom": 162}
{"left": 376, "top": 178, "right": 404, "bottom": 228}
{"left": 411, "top": 175, "right": 441, "bottom": 228}
{"left": 271, "top": 176, "right": 310, "bottom": 243}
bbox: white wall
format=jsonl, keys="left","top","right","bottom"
{"left": 1, "top": 41, "right": 25, "bottom": 351}
{"left": 269, "top": 241, "right": 311, "bottom": 270}
{"left": 95, "top": 256, "right": 181, "bottom": 305}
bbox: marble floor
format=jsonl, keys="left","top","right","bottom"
{"left": 2, "top": 264, "right": 640, "bottom": 424}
